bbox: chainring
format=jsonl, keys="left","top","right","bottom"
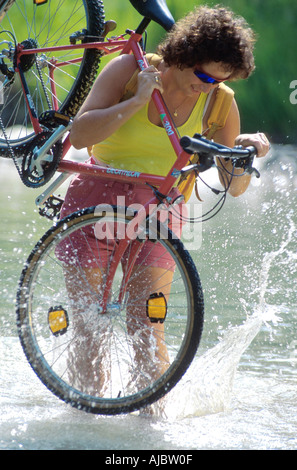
{"left": 21, "top": 132, "right": 63, "bottom": 188}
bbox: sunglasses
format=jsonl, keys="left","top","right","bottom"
{"left": 194, "top": 68, "right": 227, "bottom": 85}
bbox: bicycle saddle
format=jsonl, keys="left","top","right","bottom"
{"left": 129, "top": 0, "right": 175, "bottom": 31}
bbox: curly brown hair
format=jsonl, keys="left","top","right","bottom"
{"left": 157, "top": 5, "right": 256, "bottom": 80}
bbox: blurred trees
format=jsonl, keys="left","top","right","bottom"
{"left": 105, "top": 0, "right": 297, "bottom": 144}
{"left": 6, "top": 0, "right": 297, "bottom": 143}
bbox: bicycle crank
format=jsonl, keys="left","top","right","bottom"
{"left": 21, "top": 131, "right": 63, "bottom": 188}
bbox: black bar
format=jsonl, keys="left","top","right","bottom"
{"left": 135, "top": 17, "right": 151, "bottom": 35}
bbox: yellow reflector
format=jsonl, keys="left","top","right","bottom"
{"left": 146, "top": 293, "right": 167, "bottom": 323}
{"left": 48, "top": 306, "right": 69, "bottom": 336}
{"left": 34, "top": 0, "right": 48, "bottom": 5}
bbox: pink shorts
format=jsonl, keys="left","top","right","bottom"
{"left": 56, "top": 159, "right": 187, "bottom": 271}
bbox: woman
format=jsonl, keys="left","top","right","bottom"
{"left": 60, "top": 6, "right": 270, "bottom": 395}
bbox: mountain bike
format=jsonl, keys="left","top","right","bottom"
{"left": 0, "top": 0, "right": 260, "bottom": 415}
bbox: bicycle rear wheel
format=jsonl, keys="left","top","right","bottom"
{"left": 16, "top": 206, "right": 204, "bottom": 415}
{"left": 0, "top": 0, "right": 105, "bottom": 154}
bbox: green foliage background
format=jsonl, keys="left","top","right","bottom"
{"left": 104, "top": 0, "right": 297, "bottom": 144}
{"left": 4, "top": 0, "right": 296, "bottom": 144}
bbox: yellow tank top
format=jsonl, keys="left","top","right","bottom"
{"left": 92, "top": 92, "right": 207, "bottom": 176}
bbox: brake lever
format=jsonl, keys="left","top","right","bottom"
{"left": 181, "top": 153, "right": 215, "bottom": 175}
{"left": 248, "top": 166, "right": 261, "bottom": 178}
{"left": 231, "top": 146, "right": 260, "bottom": 178}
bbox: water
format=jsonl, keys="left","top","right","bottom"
{"left": 0, "top": 145, "right": 296, "bottom": 450}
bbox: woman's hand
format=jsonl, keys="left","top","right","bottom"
{"left": 70, "top": 57, "right": 163, "bottom": 149}
{"left": 235, "top": 133, "right": 270, "bottom": 158}
{"left": 134, "top": 65, "right": 163, "bottom": 104}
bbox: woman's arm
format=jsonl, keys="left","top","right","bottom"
{"left": 213, "top": 98, "right": 250, "bottom": 197}
{"left": 70, "top": 54, "right": 163, "bottom": 149}
{"left": 210, "top": 97, "right": 269, "bottom": 197}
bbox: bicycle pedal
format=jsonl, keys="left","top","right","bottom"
{"left": 39, "top": 110, "right": 71, "bottom": 129}
{"left": 146, "top": 292, "right": 167, "bottom": 324}
{"left": 48, "top": 306, "right": 69, "bottom": 337}
{"left": 39, "top": 194, "right": 64, "bottom": 220}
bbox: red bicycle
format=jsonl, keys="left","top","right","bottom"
{"left": 1, "top": 0, "right": 259, "bottom": 414}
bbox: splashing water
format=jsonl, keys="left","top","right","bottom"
{"left": 162, "top": 216, "right": 296, "bottom": 420}
{"left": 1, "top": 146, "right": 296, "bottom": 449}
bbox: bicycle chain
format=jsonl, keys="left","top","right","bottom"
{"left": 0, "top": 59, "right": 64, "bottom": 187}
{"left": 0, "top": 114, "right": 24, "bottom": 182}
{"left": 34, "top": 45, "right": 52, "bottom": 110}
{"left": 0, "top": 113, "right": 63, "bottom": 188}
{"left": 0, "top": 33, "right": 63, "bottom": 188}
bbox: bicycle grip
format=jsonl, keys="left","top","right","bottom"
{"left": 180, "top": 135, "right": 230, "bottom": 156}
{"left": 179, "top": 135, "right": 192, "bottom": 151}
{"left": 242, "top": 145, "right": 257, "bottom": 157}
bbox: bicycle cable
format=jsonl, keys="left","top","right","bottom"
{"left": 156, "top": 97, "right": 237, "bottom": 224}
{"left": 170, "top": 158, "right": 240, "bottom": 224}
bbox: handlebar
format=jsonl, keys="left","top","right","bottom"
{"left": 180, "top": 133, "right": 260, "bottom": 177}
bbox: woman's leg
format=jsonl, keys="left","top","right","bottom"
{"left": 63, "top": 264, "right": 111, "bottom": 396}
{"left": 125, "top": 265, "right": 173, "bottom": 384}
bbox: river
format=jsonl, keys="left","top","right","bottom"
{"left": 0, "top": 144, "right": 296, "bottom": 450}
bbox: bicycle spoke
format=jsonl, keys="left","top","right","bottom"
{"left": 0, "top": 0, "right": 104, "bottom": 147}
{"left": 17, "top": 208, "right": 203, "bottom": 413}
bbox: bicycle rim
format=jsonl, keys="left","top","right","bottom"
{"left": 17, "top": 206, "right": 204, "bottom": 415}
{"left": 0, "top": 0, "right": 104, "bottom": 153}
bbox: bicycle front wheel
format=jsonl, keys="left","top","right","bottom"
{"left": 16, "top": 206, "right": 204, "bottom": 415}
{"left": 0, "top": 0, "right": 105, "bottom": 153}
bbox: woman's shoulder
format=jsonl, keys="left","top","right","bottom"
{"left": 88, "top": 53, "right": 139, "bottom": 105}
{"left": 103, "top": 53, "right": 139, "bottom": 81}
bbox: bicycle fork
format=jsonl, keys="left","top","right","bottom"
{"left": 98, "top": 197, "right": 176, "bottom": 315}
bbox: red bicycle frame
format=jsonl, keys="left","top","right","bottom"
{"left": 17, "top": 30, "right": 193, "bottom": 196}
{"left": 18, "top": 28, "right": 194, "bottom": 311}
